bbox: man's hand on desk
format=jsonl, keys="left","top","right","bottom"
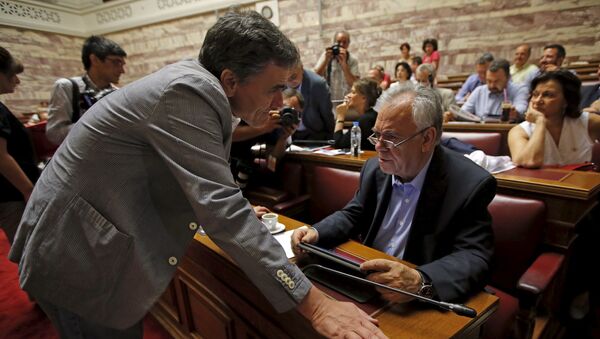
{"left": 252, "top": 205, "right": 270, "bottom": 218}
{"left": 361, "top": 259, "right": 422, "bottom": 304}
{"left": 297, "top": 286, "right": 387, "bottom": 339}
{"left": 291, "top": 226, "right": 319, "bottom": 257}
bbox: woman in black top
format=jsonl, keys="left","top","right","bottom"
{"left": 333, "top": 78, "right": 382, "bottom": 150}
{"left": 0, "top": 46, "right": 39, "bottom": 245}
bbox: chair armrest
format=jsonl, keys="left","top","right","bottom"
{"left": 272, "top": 194, "right": 310, "bottom": 214}
{"left": 517, "top": 252, "right": 565, "bottom": 295}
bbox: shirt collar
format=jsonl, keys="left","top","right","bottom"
{"left": 391, "top": 152, "right": 434, "bottom": 193}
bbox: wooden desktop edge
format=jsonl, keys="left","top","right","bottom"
{"left": 192, "top": 215, "right": 499, "bottom": 337}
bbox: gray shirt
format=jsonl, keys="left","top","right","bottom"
{"left": 462, "top": 81, "right": 529, "bottom": 119}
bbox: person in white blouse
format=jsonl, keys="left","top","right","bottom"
{"left": 508, "top": 70, "right": 600, "bottom": 168}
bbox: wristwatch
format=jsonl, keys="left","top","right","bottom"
{"left": 416, "top": 270, "right": 434, "bottom": 299}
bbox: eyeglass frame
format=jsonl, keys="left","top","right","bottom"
{"left": 367, "top": 126, "right": 432, "bottom": 149}
{"left": 103, "top": 56, "right": 126, "bottom": 67}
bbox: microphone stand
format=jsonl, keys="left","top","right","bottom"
{"left": 304, "top": 264, "right": 477, "bottom": 318}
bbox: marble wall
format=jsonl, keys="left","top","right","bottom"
{"left": 1, "top": 0, "right": 599, "bottom": 115}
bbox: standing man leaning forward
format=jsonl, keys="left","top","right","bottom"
{"left": 10, "top": 12, "right": 385, "bottom": 339}
{"left": 292, "top": 86, "right": 496, "bottom": 304}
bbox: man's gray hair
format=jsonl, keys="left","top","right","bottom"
{"left": 374, "top": 84, "right": 443, "bottom": 143}
{"left": 416, "top": 63, "right": 436, "bottom": 83}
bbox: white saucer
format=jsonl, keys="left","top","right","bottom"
{"left": 268, "top": 222, "right": 286, "bottom": 234}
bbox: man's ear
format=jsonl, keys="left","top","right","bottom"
{"left": 89, "top": 54, "right": 101, "bottom": 67}
{"left": 422, "top": 127, "right": 436, "bottom": 152}
{"left": 220, "top": 69, "right": 238, "bottom": 97}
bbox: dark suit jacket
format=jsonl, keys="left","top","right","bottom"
{"left": 294, "top": 69, "right": 334, "bottom": 140}
{"left": 313, "top": 146, "right": 496, "bottom": 302}
{"left": 580, "top": 83, "right": 600, "bottom": 111}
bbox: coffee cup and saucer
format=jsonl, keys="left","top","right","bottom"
{"left": 261, "top": 213, "right": 286, "bottom": 234}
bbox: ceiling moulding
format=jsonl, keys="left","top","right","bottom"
{"left": 0, "top": 0, "right": 257, "bottom": 37}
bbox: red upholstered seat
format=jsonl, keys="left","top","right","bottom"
{"left": 483, "top": 194, "right": 565, "bottom": 339}
{"left": 243, "top": 161, "right": 309, "bottom": 219}
{"left": 443, "top": 131, "right": 502, "bottom": 156}
{"left": 308, "top": 166, "right": 360, "bottom": 223}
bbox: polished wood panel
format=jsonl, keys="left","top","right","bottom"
{"left": 152, "top": 215, "right": 498, "bottom": 338}
{"left": 286, "top": 150, "right": 376, "bottom": 172}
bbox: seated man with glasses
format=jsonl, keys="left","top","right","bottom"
{"left": 46, "top": 35, "right": 127, "bottom": 145}
{"left": 292, "top": 85, "right": 496, "bottom": 304}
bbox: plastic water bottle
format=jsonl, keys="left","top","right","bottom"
{"left": 350, "top": 121, "right": 361, "bottom": 157}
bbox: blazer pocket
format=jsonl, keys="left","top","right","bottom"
{"left": 38, "top": 196, "right": 132, "bottom": 294}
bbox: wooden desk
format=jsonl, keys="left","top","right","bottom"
{"left": 494, "top": 168, "right": 600, "bottom": 250}
{"left": 151, "top": 216, "right": 498, "bottom": 338}
{"left": 285, "top": 151, "right": 600, "bottom": 250}
{"left": 286, "top": 150, "right": 377, "bottom": 172}
{"left": 443, "top": 122, "right": 514, "bottom": 156}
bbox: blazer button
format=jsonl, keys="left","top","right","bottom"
{"left": 168, "top": 257, "right": 178, "bottom": 266}
{"left": 288, "top": 281, "right": 295, "bottom": 289}
{"left": 188, "top": 222, "right": 198, "bottom": 231}
{"left": 276, "top": 269, "right": 285, "bottom": 278}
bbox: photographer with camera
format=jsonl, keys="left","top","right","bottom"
{"left": 46, "top": 35, "right": 126, "bottom": 145}
{"left": 230, "top": 88, "right": 301, "bottom": 187}
{"left": 314, "top": 31, "right": 360, "bottom": 104}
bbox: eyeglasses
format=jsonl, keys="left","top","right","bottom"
{"left": 367, "top": 126, "right": 431, "bottom": 149}
{"left": 104, "top": 57, "right": 126, "bottom": 67}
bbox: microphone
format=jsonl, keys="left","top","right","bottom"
{"left": 304, "top": 264, "right": 477, "bottom": 318}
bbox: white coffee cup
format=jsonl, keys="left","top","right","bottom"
{"left": 261, "top": 213, "right": 278, "bottom": 231}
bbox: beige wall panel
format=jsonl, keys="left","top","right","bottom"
{"left": 1, "top": 0, "right": 599, "bottom": 115}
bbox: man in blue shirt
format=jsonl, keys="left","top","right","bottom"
{"left": 291, "top": 85, "right": 496, "bottom": 304}
{"left": 455, "top": 53, "right": 494, "bottom": 102}
{"left": 461, "top": 58, "right": 528, "bottom": 122}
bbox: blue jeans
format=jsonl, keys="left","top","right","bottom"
{"left": 37, "top": 299, "right": 143, "bottom": 339}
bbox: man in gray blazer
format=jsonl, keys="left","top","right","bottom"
{"left": 9, "top": 11, "right": 384, "bottom": 339}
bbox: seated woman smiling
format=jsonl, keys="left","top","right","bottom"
{"left": 508, "top": 70, "right": 600, "bottom": 168}
{"left": 333, "top": 78, "right": 382, "bottom": 151}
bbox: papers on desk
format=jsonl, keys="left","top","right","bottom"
{"left": 288, "top": 145, "right": 358, "bottom": 156}
{"left": 465, "top": 150, "right": 516, "bottom": 174}
{"left": 273, "top": 230, "right": 295, "bottom": 259}
{"left": 313, "top": 147, "right": 348, "bottom": 156}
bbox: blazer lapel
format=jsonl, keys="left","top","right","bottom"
{"left": 404, "top": 146, "right": 448, "bottom": 263}
{"left": 364, "top": 168, "right": 392, "bottom": 246}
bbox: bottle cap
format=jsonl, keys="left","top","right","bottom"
{"left": 353, "top": 121, "right": 359, "bottom": 126}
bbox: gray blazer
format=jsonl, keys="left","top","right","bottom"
{"left": 9, "top": 59, "right": 311, "bottom": 329}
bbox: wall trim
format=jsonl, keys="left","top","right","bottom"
{"left": 1, "top": 0, "right": 258, "bottom": 36}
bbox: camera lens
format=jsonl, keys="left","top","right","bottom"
{"left": 331, "top": 43, "right": 340, "bottom": 56}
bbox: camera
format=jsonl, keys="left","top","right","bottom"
{"left": 331, "top": 43, "right": 341, "bottom": 56}
{"left": 279, "top": 106, "right": 300, "bottom": 127}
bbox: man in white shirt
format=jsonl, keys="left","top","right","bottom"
{"left": 510, "top": 44, "right": 538, "bottom": 85}
{"left": 314, "top": 31, "right": 360, "bottom": 103}
{"left": 46, "top": 35, "right": 126, "bottom": 145}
